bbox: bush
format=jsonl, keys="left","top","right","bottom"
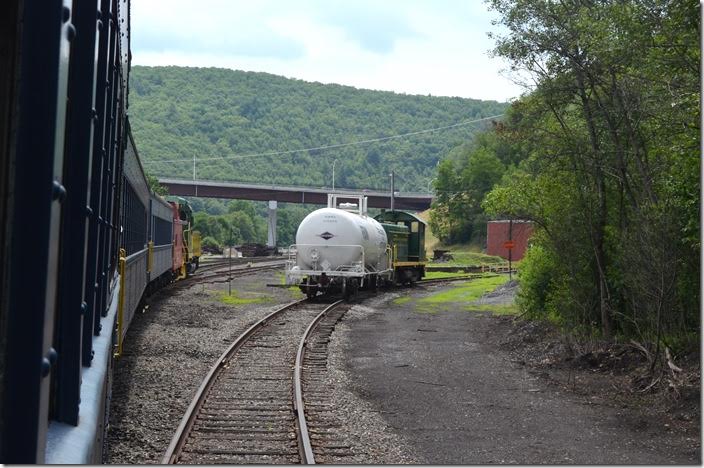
{"left": 516, "top": 244, "right": 555, "bottom": 319}
{"left": 201, "top": 236, "right": 222, "bottom": 254}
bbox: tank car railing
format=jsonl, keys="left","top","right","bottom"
{"left": 286, "top": 243, "right": 368, "bottom": 283}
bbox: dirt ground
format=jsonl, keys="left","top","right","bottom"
{"left": 337, "top": 279, "right": 701, "bottom": 464}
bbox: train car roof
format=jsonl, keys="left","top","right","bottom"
{"left": 374, "top": 210, "right": 427, "bottom": 226}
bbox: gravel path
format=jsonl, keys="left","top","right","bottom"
{"left": 336, "top": 281, "right": 699, "bottom": 464}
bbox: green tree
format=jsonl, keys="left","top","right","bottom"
{"left": 146, "top": 173, "right": 168, "bottom": 196}
{"left": 484, "top": 0, "right": 700, "bottom": 345}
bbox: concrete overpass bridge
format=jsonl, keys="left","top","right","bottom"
{"left": 158, "top": 178, "right": 433, "bottom": 211}
{"left": 158, "top": 178, "right": 434, "bottom": 247}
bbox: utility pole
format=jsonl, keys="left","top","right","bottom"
{"left": 193, "top": 153, "right": 198, "bottom": 197}
{"left": 390, "top": 171, "right": 395, "bottom": 211}
{"left": 228, "top": 224, "right": 233, "bottom": 296}
{"left": 332, "top": 159, "right": 338, "bottom": 192}
{"left": 508, "top": 218, "right": 513, "bottom": 281}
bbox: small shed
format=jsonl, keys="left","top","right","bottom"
{"left": 486, "top": 220, "right": 533, "bottom": 261}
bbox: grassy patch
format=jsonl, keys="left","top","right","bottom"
{"left": 419, "top": 275, "right": 506, "bottom": 304}
{"left": 393, "top": 296, "right": 413, "bottom": 305}
{"left": 428, "top": 244, "right": 510, "bottom": 267}
{"left": 216, "top": 290, "right": 270, "bottom": 306}
{"left": 414, "top": 275, "right": 512, "bottom": 314}
{"left": 423, "top": 271, "right": 475, "bottom": 280}
{"left": 390, "top": 274, "right": 518, "bottom": 316}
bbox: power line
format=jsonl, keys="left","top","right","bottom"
{"left": 142, "top": 113, "right": 504, "bottom": 166}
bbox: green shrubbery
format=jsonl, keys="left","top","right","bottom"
{"left": 515, "top": 244, "right": 553, "bottom": 320}
{"left": 200, "top": 236, "right": 222, "bottom": 253}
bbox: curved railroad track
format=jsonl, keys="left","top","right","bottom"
{"left": 197, "top": 256, "right": 285, "bottom": 273}
{"left": 162, "top": 298, "right": 349, "bottom": 464}
{"left": 171, "top": 258, "right": 287, "bottom": 289}
{"left": 162, "top": 272, "right": 503, "bottom": 464}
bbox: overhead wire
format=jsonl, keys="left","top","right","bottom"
{"left": 141, "top": 113, "right": 504, "bottom": 167}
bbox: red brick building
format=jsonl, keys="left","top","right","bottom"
{"left": 486, "top": 220, "right": 534, "bottom": 261}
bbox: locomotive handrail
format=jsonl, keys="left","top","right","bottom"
{"left": 125, "top": 247, "right": 148, "bottom": 266}
{"left": 114, "top": 249, "right": 127, "bottom": 358}
{"left": 147, "top": 241, "right": 154, "bottom": 273}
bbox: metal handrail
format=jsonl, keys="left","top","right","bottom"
{"left": 114, "top": 249, "right": 127, "bottom": 358}
{"left": 287, "top": 243, "right": 365, "bottom": 271}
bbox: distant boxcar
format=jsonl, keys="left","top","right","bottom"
{"left": 486, "top": 220, "right": 534, "bottom": 261}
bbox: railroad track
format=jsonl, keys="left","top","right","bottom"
{"left": 162, "top": 298, "right": 351, "bottom": 464}
{"left": 417, "top": 273, "right": 501, "bottom": 286}
{"left": 197, "top": 256, "right": 285, "bottom": 273}
{"left": 172, "top": 259, "right": 287, "bottom": 289}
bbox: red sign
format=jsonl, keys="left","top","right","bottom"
{"left": 503, "top": 240, "right": 515, "bottom": 249}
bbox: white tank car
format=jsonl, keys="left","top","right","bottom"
{"left": 295, "top": 207, "right": 389, "bottom": 273}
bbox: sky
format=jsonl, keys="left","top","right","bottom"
{"left": 130, "top": 0, "right": 524, "bottom": 102}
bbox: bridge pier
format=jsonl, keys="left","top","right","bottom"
{"left": 267, "top": 200, "right": 277, "bottom": 248}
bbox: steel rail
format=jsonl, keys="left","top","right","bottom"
{"left": 417, "top": 274, "right": 500, "bottom": 285}
{"left": 161, "top": 298, "right": 307, "bottom": 464}
{"left": 194, "top": 263, "right": 284, "bottom": 281}
{"left": 197, "top": 256, "right": 285, "bottom": 272}
{"left": 293, "top": 299, "right": 344, "bottom": 464}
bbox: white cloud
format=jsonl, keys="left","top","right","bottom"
{"left": 130, "top": 0, "right": 524, "bottom": 101}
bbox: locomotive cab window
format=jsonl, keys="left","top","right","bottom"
{"left": 411, "top": 222, "right": 419, "bottom": 233}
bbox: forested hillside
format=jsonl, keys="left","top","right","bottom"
{"left": 129, "top": 66, "right": 507, "bottom": 192}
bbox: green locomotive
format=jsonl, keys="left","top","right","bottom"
{"left": 375, "top": 209, "right": 427, "bottom": 285}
